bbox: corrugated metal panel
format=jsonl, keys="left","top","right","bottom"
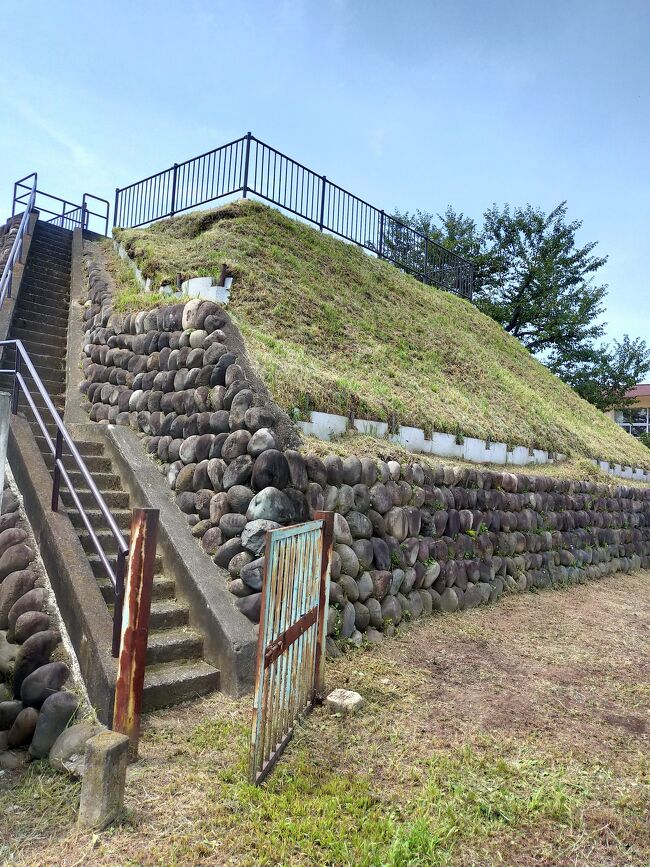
{"left": 249, "top": 513, "right": 333, "bottom": 784}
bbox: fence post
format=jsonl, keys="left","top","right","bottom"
{"left": 170, "top": 164, "right": 179, "bottom": 217}
{"left": 51, "top": 429, "right": 63, "bottom": 512}
{"left": 112, "top": 507, "right": 159, "bottom": 757}
{"left": 242, "top": 132, "right": 252, "bottom": 198}
{"left": 423, "top": 236, "right": 429, "bottom": 285}
{"left": 313, "top": 511, "right": 334, "bottom": 701}
{"left": 378, "top": 210, "right": 385, "bottom": 259}
{"left": 113, "top": 188, "right": 120, "bottom": 229}
{"left": 11, "top": 182, "right": 17, "bottom": 218}
{"left": 319, "top": 175, "right": 327, "bottom": 231}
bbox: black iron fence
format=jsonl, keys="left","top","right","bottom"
{"left": 114, "top": 133, "right": 474, "bottom": 299}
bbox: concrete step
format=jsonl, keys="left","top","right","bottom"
{"left": 23, "top": 260, "right": 71, "bottom": 278}
{"left": 14, "top": 348, "right": 66, "bottom": 369}
{"left": 12, "top": 312, "right": 70, "bottom": 333}
{"left": 147, "top": 599, "right": 190, "bottom": 630}
{"left": 30, "top": 238, "right": 72, "bottom": 256}
{"left": 65, "top": 469, "right": 122, "bottom": 491}
{"left": 145, "top": 628, "right": 203, "bottom": 665}
{"left": 34, "top": 222, "right": 73, "bottom": 238}
{"left": 19, "top": 393, "right": 65, "bottom": 414}
{"left": 99, "top": 573, "right": 175, "bottom": 605}
{"left": 78, "top": 528, "right": 130, "bottom": 555}
{"left": 15, "top": 298, "right": 70, "bottom": 318}
{"left": 61, "top": 487, "right": 130, "bottom": 510}
{"left": 68, "top": 438, "right": 105, "bottom": 456}
{"left": 1, "top": 368, "right": 66, "bottom": 390}
{"left": 87, "top": 550, "right": 163, "bottom": 580}
{"left": 142, "top": 660, "right": 220, "bottom": 712}
{"left": 18, "top": 282, "right": 70, "bottom": 300}
{"left": 16, "top": 290, "right": 67, "bottom": 306}
{"left": 69, "top": 508, "right": 132, "bottom": 531}
{"left": 11, "top": 327, "right": 68, "bottom": 349}
{"left": 44, "top": 452, "right": 114, "bottom": 474}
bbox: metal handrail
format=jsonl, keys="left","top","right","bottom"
{"left": 1, "top": 173, "right": 37, "bottom": 308}
{"left": 0, "top": 339, "right": 129, "bottom": 655}
{"left": 12, "top": 180, "right": 110, "bottom": 236}
{"left": 113, "top": 132, "right": 475, "bottom": 300}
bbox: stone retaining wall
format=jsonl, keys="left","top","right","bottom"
{"left": 0, "top": 475, "right": 82, "bottom": 769}
{"left": 80, "top": 244, "right": 650, "bottom": 648}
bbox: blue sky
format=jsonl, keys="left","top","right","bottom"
{"left": 2, "top": 0, "right": 648, "bottom": 344}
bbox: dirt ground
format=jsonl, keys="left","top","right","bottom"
{"left": 2, "top": 570, "right": 649, "bottom": 866}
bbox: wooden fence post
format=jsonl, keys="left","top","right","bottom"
{"left": 112, "top": 507, "right": 159, "bottom": 758}
{"left": 313, "top": 511, "right": 334, "bottom": 701}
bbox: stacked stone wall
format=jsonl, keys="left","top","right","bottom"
{"left": 81, "top": 246, "right": 650, "bottom": 647}
{"left": 0, "top": 479, "right": 82, "bottom": 767}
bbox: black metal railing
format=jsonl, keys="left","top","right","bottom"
{"left": 114, "top": 133, "right": 474, "bottom": 299}
{"left": 12, "top": 174, "right": 110, "bottom": 236}
{"left": 0, "top": 339, "right": 129, "bottom": 655}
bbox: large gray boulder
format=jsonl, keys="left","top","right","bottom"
{"left": 246, "top": 487, "right": 293, "bottom": 523}
{"left": 29, "top": 691, "right": 79, "bottom": 758}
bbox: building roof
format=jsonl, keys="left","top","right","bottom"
{"left": 626, "top": 383, "right": 650, "bottom": 398}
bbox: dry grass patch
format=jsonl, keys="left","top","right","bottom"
{"left": 2, "top": 571, "right": 649, "bottom": 865}
{"left": 114, "top": 200, "right": 650, "bottom": 468}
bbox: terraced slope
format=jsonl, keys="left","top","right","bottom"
{"left": 114, "top": 200, "right": 650, "bottom": 468}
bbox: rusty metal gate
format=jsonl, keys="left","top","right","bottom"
{"left": 249, "top": 511, "right": 333, "bottom": 784}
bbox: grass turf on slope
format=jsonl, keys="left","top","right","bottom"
{"left": 114, "top": 199, "right": 650, "bottom": 468}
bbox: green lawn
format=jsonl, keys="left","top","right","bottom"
{"left": 114, "top": 199, "right": 650, "bottom": 468}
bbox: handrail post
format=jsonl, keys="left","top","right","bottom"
{"left": 51, "top": 429, "right": 63, "bottom": 512}
{"left": 113, "top": 188, "right": 120, "bottom": 229}
{"left": 11, "top": 351, "right": 20, "bottom": 414}
{"left": 113, "top": 508, "right": 159, "bottom": 757}
{"left": 11, "top": 181, "right": 17, "bottom": 218}
{"left": 112, "top": 547, "right": 127, "bottom": 658}
{"left": 319, "top": 175, "right": 327, "bottom": 231}
{"left": 170, "top": 164, "right": 179, "bottom": 216}
{"left": 378, "top": 210, "right": 385, "bottom": 259}
{"left": 242, "top": 131, "right": 252, "bottom": 198}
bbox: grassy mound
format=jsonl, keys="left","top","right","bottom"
{"left": 115, "top": 200, "right": 650, "bottom": 468}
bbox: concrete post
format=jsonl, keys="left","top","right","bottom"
{"left": 78, "top": 731, "right": 130, "bottom": 830}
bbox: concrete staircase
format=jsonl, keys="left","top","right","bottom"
{"left": 3, "top": 220, "right": 220, "bottom": 710}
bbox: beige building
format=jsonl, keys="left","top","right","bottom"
{"left": 613, "top": 384, "right": 650, "bottom": 438}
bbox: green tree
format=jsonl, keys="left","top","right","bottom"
{"left": 549, "top": 335, "right": 650, "bottom": 412}
{"left": 391, "top": 202, "right": 650, "bottom": 411}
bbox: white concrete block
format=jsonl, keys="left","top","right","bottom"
{"left": 507, "top": 446, "right": 531, "bottom": 465}
{"left": 463, "top": 437, "right": 491, "bottom": 463}
{"left": 325, "top": 688, "right": 363, "bottom": 715}
{"left": 396, "top": 426, "right": 426, "bottom": 451}
{"left": 532, "top": 449, "right": 548, "bottom": 464}
{"left": 353, "top": 418, "right": 389, "bottom": 437}
{"left": 485, "top": 441, "right": 508, "bottom": 463}
{"left": 427, "top": 432, "right": 464, "bottom": 459}
{"left": 309, "top": 411, "right": 348, "bottom": 440}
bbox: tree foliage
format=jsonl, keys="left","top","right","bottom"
{"left": 393, "top": 202, "right": 650, "bottom": 412}
{"left": 550, "top": 335, "right": 650, "bottom": 412}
